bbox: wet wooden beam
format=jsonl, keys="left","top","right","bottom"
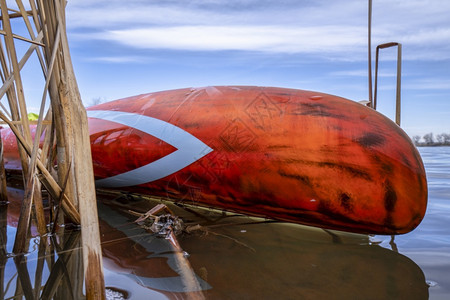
{"left": 0, "top": 132, "right": 7, "bottom": 204}
{"left": 13, "top": 255, "right": 34, "bottom": 300}
{"left": 0, "top": 202, "right": 6, "bottom": 297}
{"left": 22, "top": 17, "right": 62, "bottom": 240}
{"left": 45, "top": 0, "right": 106, "bottom": 298}
{"left": 0, "top": 0, "right": 105, "bottom": 297}
{"left": 41, "top": 231, "right": 81, "bottom": 299}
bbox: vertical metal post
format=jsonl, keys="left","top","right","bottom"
{"left": 373, "top": 42, "right": 402, "bottom": 126}
{"left": 395, "top": 44, "right": 402, "bottom": 125}
{"left": 368, "top": 0, "right": 373, "bottom": 108}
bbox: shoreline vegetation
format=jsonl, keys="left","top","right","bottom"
{"left": 412, "top": 132, "right": 450, "bottom": 147}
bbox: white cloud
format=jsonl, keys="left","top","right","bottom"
{"left": 85, "top": 56, "right": 146, "bottom": 63}
{"left": 66, "top": 0, "right": 450, "bottom": 61}
{"left": 330, "top": 69, "right": 399, "bottom": 77}
{"left": 405, "top": 79, "right": 450, "bottom": 90}
{"left": 66, "top": 0, "right": 365, "bottom": 29}
{"left": 88, "top": 25, "right": 366, "bottom": 58}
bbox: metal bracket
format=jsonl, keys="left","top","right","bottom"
{"left": 373, "top": 42, "right": 402, "bottom": 126}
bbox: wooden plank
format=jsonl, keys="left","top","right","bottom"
{"left": 1, "top": 0, "right": 37, "bottom": 254}
{"left": 39, "top": 0, "right": 74, "bottom": 209}
{"left": 53, "top": 0, "right": 105, "bottom": 297}
{"left": 15, "top": 0, "right": 47, "bottom": 73}
{"left": 13, "top": 172, "right": 35, "bottom": 253}
{"left": 0, "top": 120, "right": 52, "bottom": 125}
{"left": 2, "top": 3, "right": 35, "bottom": 146}
{"left": 28, "top": 0, "right": 42, "bottom": 33}
{"left": 40, "top": 230, "right": 81, "bottom": 299}
{"left": 1, "top": 0, "right": 47, "bottom": 249}
{"left": 40, "top": 109, "right": 55, "bottom": 169}
{"left": 0, "top": 102, "right": 12, "bottom": 119}
{"left": 0, "top": 131, "right": 7, "bottom": 203}
{"left": 0, "top": 23, "right": 31, "bottom": 179}
{"left": 1, "top": 0, "right": 105, "bottom": 297}
{"left": 0, "top": 10, "right": 32, "bottom": 20}
{"left": 13, "top": 255, "right": 34, "bottom": 299}
{"left": 0, "top": 111, "right": 81, "bottom": 224}
{"left": 0, "top": 199, "right": 7, "bottom": 297}
{"left": 0, "top": 30, "right": 44, "bottom": 100}
{"left": 0, "top": 30, "right": 45, "bottom": 46}
{"left": 22, "top": 22, "right": 61, "bottom": 239}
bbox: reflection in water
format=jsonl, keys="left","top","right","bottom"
{"left": 1, "top": 188, "right": 85, "bottom": 300}
{"left": 1, "top": 187, "right": 429, "bottom": 299}
{"left": 1, "top": 200, "right": 7, "bottom": 298}
{"left": 390, "top": 147, "right": 450, "bottom": 299}
{"left": 97, "top": 192, "right": 429, "bottom": 299}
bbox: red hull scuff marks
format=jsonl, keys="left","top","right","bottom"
{"left": 2, "top": 86, "right": 428, "bottom": 234}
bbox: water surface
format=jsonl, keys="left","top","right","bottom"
{"left": 0, "top": 147, "right": 449, "bottom": 299}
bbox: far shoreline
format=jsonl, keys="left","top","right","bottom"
{"left": 415, "top": 144, "right": 450, "bottom": 147}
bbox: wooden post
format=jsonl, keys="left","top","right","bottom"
{"left": 0, "top": 131, "right": 7, "bottom": 204}
{"left": 0, "top": 200, "right": 7, "bottom": 298}
{"left": 41, "top": 1, "right": 106, "bottom": 298}
{"left": 0, "top": 0, "right": 47, "bottom": 255}
{"left": 0, "top": 113, "right": 81, "bottom": 223}
{"left": 0, "top": 0, "right": 105, "bottom": 297}
{"left": 41, "top": 231, "right": 81, "bottom": 299}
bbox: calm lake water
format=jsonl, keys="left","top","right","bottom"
{"left": 0, "top": 146, "right": 449, "bottom": 299}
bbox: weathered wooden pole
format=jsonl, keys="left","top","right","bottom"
{"left": 0, "top": 0, "right": 47, "bottom": 255}
{"left": 39, "top": 0, "right": 106, "bottom": 298}
{"left": 0, "top": 0, "right": 105, "bottom": 298}
{"left": 0, "top": 131, "right": 7, "bottom": 204}
{"left": 0, "top": 199, "right": 7, "bottom": 297}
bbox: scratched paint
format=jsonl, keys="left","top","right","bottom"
{"left": 2, "top": 86, "right": 427, "bottom": 234}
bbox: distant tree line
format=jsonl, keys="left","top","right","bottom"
{"left": 413, "top": 133, "right": 450, "bottom": 146}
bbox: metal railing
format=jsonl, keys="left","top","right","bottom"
{"left": 373, "top": 42, "right": 402, "bottom": 126}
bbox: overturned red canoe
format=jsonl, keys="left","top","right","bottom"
{"left": 3, "top": 86, "right": 427, "bottom": 234}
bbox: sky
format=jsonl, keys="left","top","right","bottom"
{"left": 5, "top": 0, "right": 450, "bottom": 138}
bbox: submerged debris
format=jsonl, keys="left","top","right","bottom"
{"left": 150, "top": 214, "right": 184, "bottom": 238}
{"left": 133, "top": 204, "right": 183, "bottom": 238}
{"left": 132, "top": 204, "right": 255, "bottom": 251}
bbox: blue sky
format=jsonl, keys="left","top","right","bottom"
{"left": 7, "top": 0, "right": 450, "bottom": 138}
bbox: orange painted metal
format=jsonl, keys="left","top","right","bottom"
{"left": 2, "top": 86, "right": 427, "bottom": 234}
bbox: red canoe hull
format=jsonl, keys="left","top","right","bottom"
{"left": 2, "top": 86, "right": 427, "bottom": 234}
